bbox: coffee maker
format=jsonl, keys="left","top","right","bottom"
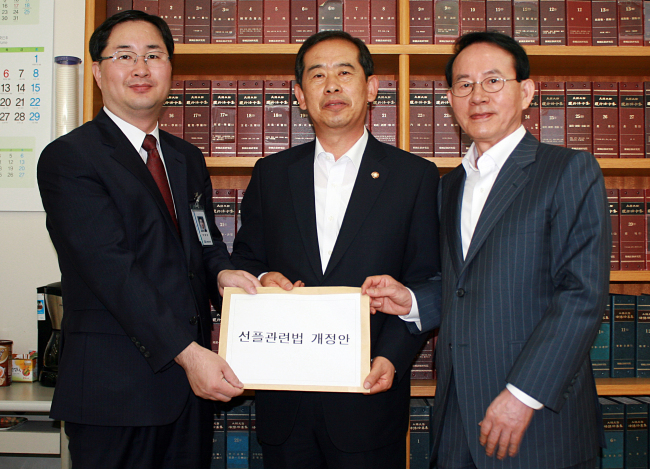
{"left": 37, "top": 282, "right": 63, "bottom": 387}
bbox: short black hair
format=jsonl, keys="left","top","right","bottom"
{"left": 295, "top": 31, "right": 374, "bottom": 87}
{"left": 445, "top": 31, "right": 530, "bottom": 87}
{"left": 89, "top": 10, "right": 174, "bottom": 62}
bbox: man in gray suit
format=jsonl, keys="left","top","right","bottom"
{"left": 363, "top": 31, "right": 610, "bottom": 469}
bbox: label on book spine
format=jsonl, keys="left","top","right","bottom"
{"left": 620, "top": 189, "right": 646, "bottom": 270}
{"left": 291, "top": 0, "right": 317, "bottom": 43}
{"left": 237, "top": 81, "right": 264, "bottom": 157}
{"left": 411, "top": 0, "right": 434, "bottom": 43}
{"left": 618, "top": 0, "right": 644, "bottom": 45}
{"left": 619, "top": 82, "right": 644, "bottom": 158}
{"left": 184, "top": 80, "right": 211, "bottom": 157}
{"left": 646, "top": 82, "right": 650, "bottom": 158}
{"left": 593, "top": 82, "right": 619, "bottom": 158}
{"left": 107, "top": 0, "right": 133, "bottom": 17}
{"left": 344, "top": 0, "right": 370, "bottom": 43}
{"left": 637, "top": 297, "right": 650, "bottom": 377}
{"left": 540, "top": 81, "right": 566, "bottom": 147}
{"left": 609, "top": 189, "right": 620, "bottom": 270}
{"left": 645, "top": 0, "right": 650, "bottom": 45}
{"left": 211, "top": 0, "right": 236, "bottom": 43}
{"left": 265, "top": 0, "right": 291, "bottom": 44}
{"left": 370, "top": 80, "right": 398, "bottom": 147}
{"left": 540, "top": 0, "right": 566, "bottom": 44}
{"left": 611, "top": 295, "right": 636, "bottom": 377}
{"left": 318, "top": 0, "right": 344, "bottom": 31}
{"left": 213, "top": 189, "right": 236, "bottom": 252}
{"left": 133, "top": 0, "right": 159, "bottom": 15}
{"left": 238, "top": 0, "right": 264, "bottom": 43}
{"left": 371, "top": 0, "right": 397, "bottom": 43}
{"left": 435, "top": 0, "right": 460, "bottom": 44}
{"left": 486, "top": 0, "right": 513, "bottom": 36}
{"left": 434, "top": 81, "right": 460, "bottom": 157}
{"left": 566, "top": 81, "right": 592, "bottom": 153}
{"left": 460, "top": 0, "right": 487, "bottom": 35}
{"left": 592, "top": 0, "right": 618, "bottom": 45}
{"left": 160, "top": 80, "right": 184, "bottom": 139}
{"left": 522, "top": 82, "right": 540, "bottom": 139}
{"left": 211, "top": 80, "right": 237, "bottom": 157}
{"left": 185, "top": 0, "right": 211, "bottom": 43}
{"left": 160, "top": 0, "right": 185, "bottom": 43}
{"left": 590, "top": 297, "right": 611, "bottom": 378}
{"left": 264, "top": 80, "right": 291, "bottom": 156}
{"left": 409, "top": 80, "right": 434, "bottom": 158}
{"left": 514, "top": 0, "right": 540, "bottom": 44}
{"left": 566, "top": 0, "right": 592, "bottom": 45}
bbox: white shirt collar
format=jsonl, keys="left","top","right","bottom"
{"left": 314, "top": 128, "right": 368, "bottom": 167}
{"left": 462, "top": 125, "right": 526, "bottom": 175}
{"left": 103, "top": 106, "right": 160, "bottom": 154}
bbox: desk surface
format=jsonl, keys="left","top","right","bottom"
{"left": 0, "top": 383, "right": 54, "bottom": 412}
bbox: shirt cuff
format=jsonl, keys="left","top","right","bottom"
{"left": 258, "top": 272, "right": 267, "bottom": 281}
{"left": 398, "top": 289, "right": 422, "bottom": 331}
{"left": 506, "top": 383, "right": 544, "bottom": 410}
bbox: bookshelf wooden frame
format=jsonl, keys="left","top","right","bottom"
{"left": 84, "top": 0, "right": 650, "bottom": 429}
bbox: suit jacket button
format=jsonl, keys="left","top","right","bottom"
{"left": 131, "top": 337, "right": 137, "bottom": 343}
{"left": 456, "top": 288, "right": 465, "bottom": 297}
{"left": 189, "top": 316, "right": 198, "bottom": 325}
{"left": 563, "top": 392, "right": 570, "bottom": 399}
{"left": 139, "top": 346, "right": 146, "bottom": 353}
{"left": 188, "top": 271, "right": 195, "bottom": 279}
{"left": 144, "top": 351, "right": 151, "bottom": 358}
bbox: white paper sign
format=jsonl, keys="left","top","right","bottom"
{"left": 220, "top": 287, "right": 371, "bottom": 393}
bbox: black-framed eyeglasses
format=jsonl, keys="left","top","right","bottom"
{"left": 97, "top": 50, "right": 170, "bottom": 68}
{"left": 449, "top": 77, "right": 518, "bottom": 97}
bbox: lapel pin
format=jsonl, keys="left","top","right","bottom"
{"left": 371, "top": 172, "right": 379, "bottom": 179}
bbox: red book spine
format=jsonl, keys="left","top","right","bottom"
{"left": 566, "top": 81, "right": 593, "bottom": 154}
{"left": 318, "top": 0, "right": 344, "bottom": 31}
{"left": 645, "top": 0, "right": 650, "bottom": 45}
{"left": 291, "top": 0, "right": 317, "bottom": 43}
{"left": 435, "top": 0, "right": 460, "bottom": 44}
{"left": 290, "top": 80, "right": 315, "bottom": 147}
{"left": 409, "top": 80, "right": 434, "bottom": 158}
{"left": 609, "top": 188, "right": 620, "bottom": 270}
{"left": 410, "top": 0, "right": 435, "bottom": 43}
{"left": 593, "top": 82, "right": 620, "bottom": 158}
{"left": 265, "top": 0, "right": 290, "bottom": 43}
{"left": 566, "top": 0, "right": 592, "bottom": 45}
{"left": 186, "top": 0, "right": 211, "bottom": 44}
{"left": 645, "top": 82, "right": 650, "bottom": 158}
{"left": 647, "top": 190, "right": 650, "bottom": 269}
{"left": 540, "top": 0, "right": 566, "bottom": 44}
{"left": 592, "top": 0, "right": 618, "bottom": 45}
{"left": 107, "top": 0, "right": 133, "bottom": 17}
{"left": 486, "top": 0, "right": 513, "bottom": 36}
{"left": 213, "top": 188, "right": 236, "bottom": 253}
{"left": 160, "top": 80, "right": 185, "bottom": 139}
{"left": 620, "top": 188, "right": 646, "bottom": 270}
{"left": 184, "top": 80, "right": 211, "bottom": 157}
{"left": 522, "top": 81, "right": 540, "bottom": 140}
{"left": 460, "top": 0, "right": 487, "bottom": 34}
{"left": 434, "top": 80, "right": 460, "bottom": 157}
{"left": 619, "top": 82, "right": 644, "bottom": 158}
{"left": 238, "top": 0, "right": 264, "bottom": 43}
{"left": 371, "top": 0, "right": 397, "bottom": 44}
{"left": 237, "top": 80, "right": 264, "bottom": 157}
{"left": 236, "top": 189, "right": 245, "bottom": 233}
{"left": 211, "top": 80, "right": 237, "bottom": 158}
{"left": 160, "top": 0, "right": 185, "bottom": 43}
{"left": 460, "top": 129, "right": 472, "bottom": 156}
{"left": 344, "top": 0, "right": 370, "bottom": 43}
{"left": 264, "top": 80, "right": 291, "bottom": 156}
{"left": 371, "top": 80, "right": 398, "bottom": 147}
{"left": 411, "top": 334, "right": 435, "bottom": 380}
{"left": 514, "top": 0, "right": 540, "bottom": 44}
{"left": 540, "top": 81, "right": 565, "bottom": 147}
{"left": 618, "top": 0, "right": 644, "bottom": 45}
{"left": 211, "top": 0, "right": 237, "bottom": 43}
{"left": 133, "top": 0, "right": 159, "bottom": 15}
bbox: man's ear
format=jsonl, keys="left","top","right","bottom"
{"left": 294, "top": 82, "right": 307, "bottom": 111}
{"left": 366, "top": 75, "right": 379, "bottom": 104}
{"left": 91, "top": 62, "right": 102, "bottom": 91}
{"left": 520, "top": 79, "right": 535, "bottom": 110}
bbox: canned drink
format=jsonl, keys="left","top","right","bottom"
{"left": 0, "top": 340, "right": 12, "bottom": 386}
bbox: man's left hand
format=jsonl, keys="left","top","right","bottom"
{"left": 217, "top": 269, "right": 262, "bottom": 295}
{"left": 479, "top": 388, "right": 535, "bottom": 460}
{"left": 363, "top": 356, "right": 395, "bottom": 394}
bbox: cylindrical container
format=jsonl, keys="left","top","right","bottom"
{"left": 0, "top": 340, "right": 12, "bottom": 386}
{"left": 54, "top": 56, "right": 82, "bottom": 138}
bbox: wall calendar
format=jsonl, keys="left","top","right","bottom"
{"left": 0, "top": 0, "right": 53, "bottom": 211}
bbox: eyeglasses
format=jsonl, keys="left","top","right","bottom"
{"left": 97, "top": 50, "right": 170, "bottom": 68}
{"left": 449, "top": 77, "right": 518, "bottom": 97}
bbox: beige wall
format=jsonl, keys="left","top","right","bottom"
{"left": 0, "top": 0, "right": 86, "bottom": 354}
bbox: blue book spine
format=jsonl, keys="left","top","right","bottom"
{"left": 249, "top": 402, "right": 264, "bottom": 469}
{"left": 225, "top": 403, "right": 250, "bottom": 469}
{"left": 637, "top": 296, "right": 650, "bottom": 377}
{"left": 600, "top": 397, "right": 625, "bottom": 469}
{"left": 211, "top": 411, "right": 226, "bottom": 469}
{"left": 409, "top": 399, "right": 431, "bottom": 469}
{"left": 591, "top": 296, "right": 612, "bottom": 378}
{"left": 612, "top": 294, "right": 636, "bottom": 378}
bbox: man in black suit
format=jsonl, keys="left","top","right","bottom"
{"left": 37, "top": 10, "right": 260, "bottom": 469}
{"left": 364, "top": 32, "right": 610, "bottom": 469}
{"left": 230, "top": 31, "right": 441, "bottom": 468}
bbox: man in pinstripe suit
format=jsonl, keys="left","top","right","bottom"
{"left": 363, "top": 31, "right": 610, "bottom": 469}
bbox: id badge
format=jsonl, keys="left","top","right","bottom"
{"left": 191, "top": 193, "right": 214, "bottom": 246}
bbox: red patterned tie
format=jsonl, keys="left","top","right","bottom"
{"left": 142, "top": 134, "right": 179, "bottom": 232}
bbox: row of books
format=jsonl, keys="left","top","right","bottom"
{"left": 600, "top": 396, "right": 650, "bottom": 469}
{"left": 610, "top": 189, "right": 650, "bottom": 271}
{"left": 417, "top": 80, "right": 650, "bottom": 159}
{"left": 212, "top": 398, "right": 262, "bottom": 468}
{"left": 161, "top": 79, "right": 650, "bottom": 160}
{"left": 159, "top": 79, "right": 396, "bottom": 158}
{"left": 108, "top": 0, "right": 397, "bottom": 44}
{"left": 591, "top": 294, "right": 650, "bottom": 378}
{"left": 410, "top": 0, "right": 650, "bottom": 46}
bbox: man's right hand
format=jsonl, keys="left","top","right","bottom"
{"left": 361, "top": 275, "right": 412, "bottom": 315}
{"left": 261, "top": 272, "right": 304, "bottom": 290}
{"left": 175, "top": 341, "right": 244, "bottom": 401}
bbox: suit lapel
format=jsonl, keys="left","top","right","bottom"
{"left": 288, "top": 143, "right": 324, "bottom": 281}
{"left": 323, "top": 135, "right": 388, "bottom": 278}
{"left": 461, "top": 132, "right": 538, "bottom": 273}
{"left": 95, "top": 111, "right": 183, "bottom": 246}
{"left": 443, "top": 168, "right": 465, "bottom": 278}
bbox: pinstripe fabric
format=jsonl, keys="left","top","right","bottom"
{"left": 429, "top": 132, "right": 610, "bottom": 469}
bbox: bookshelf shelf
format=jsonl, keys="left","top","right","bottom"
{"left": 411, "top": 378, "right": 650, "bottom": 397}
{"left": 610, "top": 272, "right": 650, "bottom": 282}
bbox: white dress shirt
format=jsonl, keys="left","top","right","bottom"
{"left": 460, "top": 125, "right": 543, "bottom": 411}
{"left": 104, "top": 107, "right": 176, "bottom": 215}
